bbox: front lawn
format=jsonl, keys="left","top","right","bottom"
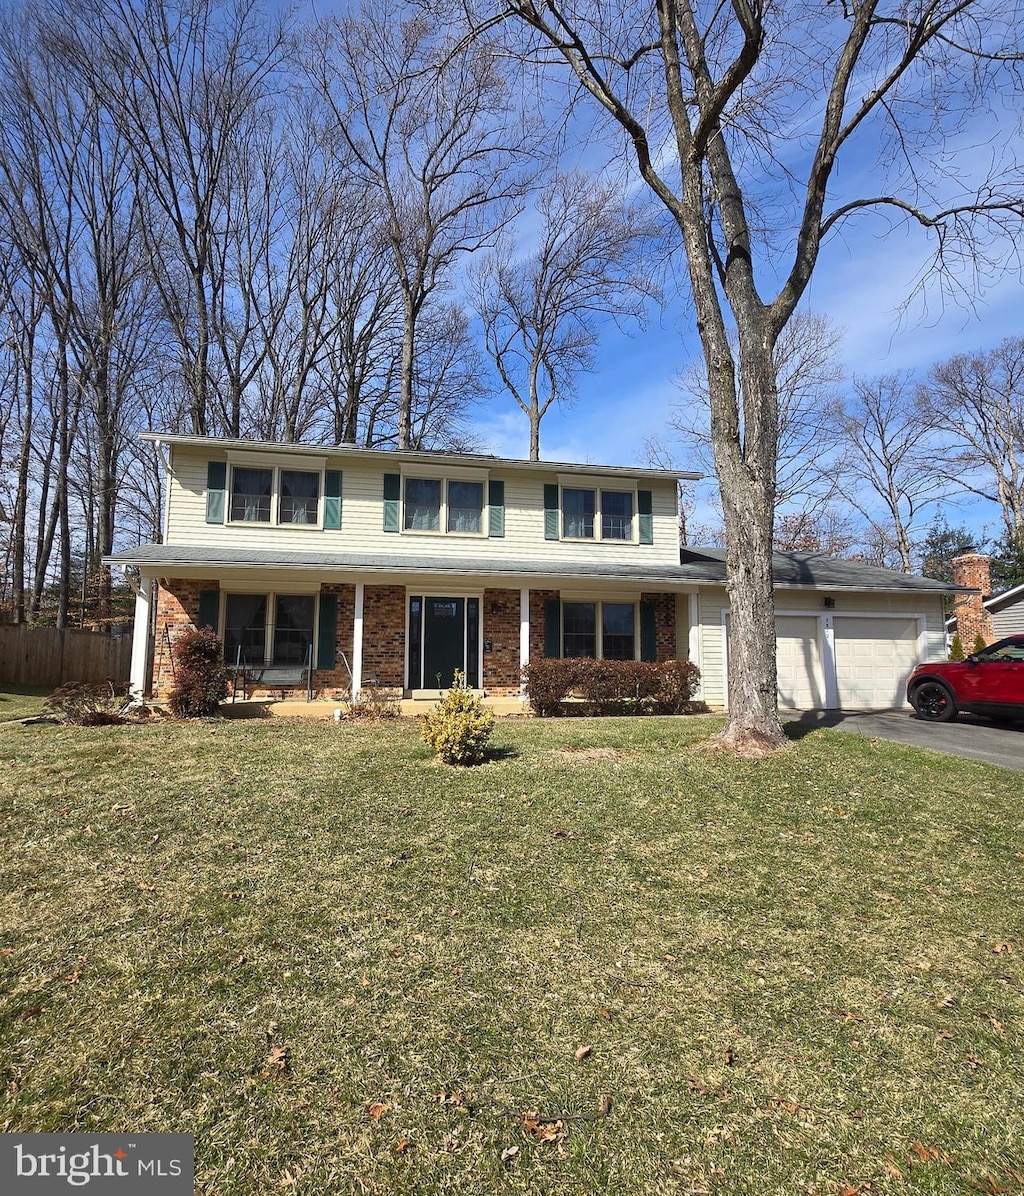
{"left": 1, "top": 714, "right": 1022, "bottom": 1195}
{"left": 0, "top": 683, "right": 51, "bottom": 722}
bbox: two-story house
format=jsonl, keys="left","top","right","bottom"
{"left": 108, "top": 434, "right": 957, "bottom": 710}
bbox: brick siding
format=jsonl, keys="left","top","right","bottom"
{"left": 361, "top": 585, "right": 406, "bottom": 692}
{"left": 951, "top": 554, "right": 994, "bottom": 647}
{"left": 482, "top": 587, "right": 522, "bottom": 695}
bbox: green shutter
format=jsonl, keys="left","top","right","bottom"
{"left": 543, "top": 484, "right": 559, "bottom": 540}
{"left": 544, "top": 599, "right": 561, "bottom": 658}
{"left": 317, "top": 593, "right": 338, "bottom": 670}
{"left": 488, "top": 479, "right": 505, "bottom": 538}
{"left": 197, "top": 589, "right": 220, "bottom": 631}
{"left": 638, "top": 489, "right": 654, "bottom": 544}
{"left": 383, "top": 473, "right": 400, "bottom": 532}
{"left": 640, "top": 600, "right": 657, "bottom": 662}
{"left": 206, "top": 461, "right": 226, "bottom": 524}
{"left": 324, "top": 470, "right": 342, "bottom": 529}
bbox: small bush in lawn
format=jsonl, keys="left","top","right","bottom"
{"left": 948, "top": 632, "right": 966, "bottom": 661}
{"left": 168, "top": 626, "right": 232, "bottom": 717}
{"left": 45, "top": 681, "right": 133, "bottom": 725}
{"left": 420, "top": 671, "right": 495, "bottom": 765}
{"left": 344, "top": 686, "right": 400, "bottom": 721}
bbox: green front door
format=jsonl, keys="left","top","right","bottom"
{"left": 422, "top": 597, "right": 465, "bottom": 689}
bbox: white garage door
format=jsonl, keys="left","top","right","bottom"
{"left": 775, "top": 615, "right": 825, "bottom": 709}
{"left": 834, "top": 616, "right": 920, "bottom": 709}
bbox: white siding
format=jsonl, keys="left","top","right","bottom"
{"left": 166, "top": 447, "right": 681, "bottom": 567}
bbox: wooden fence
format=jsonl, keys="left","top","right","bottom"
{"left": 0, "top": 624, "right": 132, "bottom": 687}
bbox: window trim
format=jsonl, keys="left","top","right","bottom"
{"left": 560, "top": 599, "right": 640, "bottom": 661}
{"left": 400, "top": 471, "right": 489, "bottom": 538}
{"left": 226, "top": 463, "right": 326, "bottom": 530}
{"left": 557, "top": 482, "right": 639, "bottom": 544}
{"left": 218, "top": 590, "right": 324, "bottom": 668}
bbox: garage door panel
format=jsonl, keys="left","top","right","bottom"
{"left": 776, "top": 615, "right": 825, "bottom": 710}
{"left": 834, "top": 616, "right": 920, "bottom": 710}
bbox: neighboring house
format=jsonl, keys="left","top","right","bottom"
{"left": 946, "top": 553, "right": 1024, "bottom": 643}
{"left": 986, "top": 582, "right": 1024, "bottom": 636}
{"left": 106, "top": 434, "right": 958, "bottom": 711}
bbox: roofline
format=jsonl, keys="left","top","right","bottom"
{"left": 984, "top": 580, "right": 1024, "bottom": 611}
{"left": 104, "top": 547, "right": 956, "bottom": 593}
{"left": 141, "top": 432, "right": 699, "bottom": 483}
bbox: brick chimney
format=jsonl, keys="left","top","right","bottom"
{"left": 951, "top": 553, "right": 993, "bottom": 647}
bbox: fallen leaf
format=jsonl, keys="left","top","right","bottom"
{"left": 500, "top": 1145, "right": 520, "bottom": 1164}
{"left": 882, "top": 1156, "right": 904, "bottom": 1179}
{"left": 993, "top": 942, "right": 1014, "bottom": 955}
{"left": 986, "top": 1012, "right": 1004, "bottom": 1035}
{"left": 724, "top": 1046, "right": 736, "bottom": 1067}
{"left": 599, "top": 1007, "right": 611, "bottom": 1020}
{"left": 688, "top": 1076, "right": 713, "bottom": 1097}
{"left": 65, "top": 954, "right": 87, "bottom": 984}
{"left": 267, "top": 1043, "right": 289, "bottom": 1074}
{"left": 521, "top": 1113, "right": 566, "bottom": 1144}
{"left": 574, "top": 1045, "right": 592, "bottom": 1062}
{"left": 551, "top": 828, "right": 568, "bottom": 839}
{"left": 394, "top": 1138, "right": 412, "bottom": 1154}
{"left": 909, "top": 1142, "right": 941, "bottom": 1163}
{"left": 597, "top": 1093, "right": 613, "bottom": 1116}
{"left": 137, "top": 882, "right": 155, "bottom": 892}
{"left": 936, "top": 994, "right": 956, "bottom": 1008}
{"left": 367, "top": 1101, "right": 387, "bottom": 1121}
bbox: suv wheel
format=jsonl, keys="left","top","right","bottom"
{"left": 911, "top": 680, "right": 958, "bottom": 722}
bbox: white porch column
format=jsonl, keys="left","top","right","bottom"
{"left": 352, "top": 582, "right": 365, "bottom": 701}
{"left": 519, "top": 586, "right": 530, "bottom": 701}
{"left": 129, "top": 580, "right": 152, "bottom": 699}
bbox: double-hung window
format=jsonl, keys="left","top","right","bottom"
{"left": 403, "top": 476, "right": 485, "bottom": 535}
{"left": 222, "top": 459, "right": 325, "bottom": 526}
{"left": 559, "top": 486, "right": 637, "bottom": 541}
{"left": 223, "top": 593, "right": 316, "bottom": 667}
{"left": 561, "top": 601, "right": 637, "bottom": 660}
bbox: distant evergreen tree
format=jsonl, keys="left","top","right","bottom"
{"left": 972, "top": 632, "right": 988, "bottom": 654}
{"left": 949, "top": 633, "right": 965, "bottom": 661}
{"left": 990, "top": 530, "right": 1024, "bottom": 592}
{"left": 918, "top": 516, "right": 977, "bottom": 584}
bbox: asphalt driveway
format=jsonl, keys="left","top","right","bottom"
{"left": 788, "top": 708, "right": 1024, "bottom": 771}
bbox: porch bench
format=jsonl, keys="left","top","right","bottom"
{"left": 230, "top": 649, "right": 313, "bottom": 702}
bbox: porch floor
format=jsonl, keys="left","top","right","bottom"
{"left": 220, "top": 694, "right": 530, "bottom": 719}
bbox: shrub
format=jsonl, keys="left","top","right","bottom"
{"left": 167, "top": 626, "right": 232, "bottom": 717}
{"left": 343, "top": 686, "right": 400, "bottom": 721}
{"left": 521, "top": 657, "right": 701, "bottom": 716}
{"left": 948, "top": 633, "right": 966, "bottom": 661}
{"left": 45, "top": 681, "right": 133, "bottom": 726}
{"left": 420, "top": 671, "right": 495, "bottom": 765}
{"left": 972, "top": 631, "right": 988, "bottom": 655}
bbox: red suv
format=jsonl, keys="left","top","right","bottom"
{"left": 907, "top": 634, "right": 1024, "bottom": 722}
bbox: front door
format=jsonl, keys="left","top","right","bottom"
{"left": 409, "top": 596, "right": 480, "bottom": 690}
{"left": 422, "top": 597, "right": 465, "bottom": 690}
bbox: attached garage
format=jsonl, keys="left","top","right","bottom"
{"left": 833, "top": 615, "right": 923, "bottom": 709}
{"left": 775, "top": 614, "right": 825, "bottom": 709}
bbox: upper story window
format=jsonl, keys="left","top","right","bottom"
{"left": 206, "top": 456, "right": 340, "bottom": 530}
{"left": 230, "top": 466, "right": 321, "bottom": 525}
{"left": 545, "top": 480, "right": 653, "bottom": 545}
{"left": 395, "top": 473, "right": 489, "bottom": 536}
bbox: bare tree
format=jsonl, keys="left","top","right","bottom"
{"left": 473, "top": 171, "right": 659, "bottom": 459}
{"left": 667, "top": 311, "right": 846, "bottom": 513}
{"left": 488, "top": 0, "right": 1024, "bottom": 752}
{"left": 831, "top": 374, "right": 946, "bottom": 572}
{"left": 917, "top": 337, "right": 1024, "bottom": 542}
{"left": 309, "top": 4, "right": 530, "bottom": 448}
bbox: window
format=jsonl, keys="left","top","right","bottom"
{"left": 562, "top": 489, "right": 595, "bottom": 539}
{"left": 231, "top": 468, "right": 272, "bottom": 523}
{"left": 405, "top": 478, "right": 442, "bottom": 531}
{"left": 227, "top": 464, "right": 326, "bottom": 527}
{"left": 403, "top": 476, "right": 485, "bottom": 535}
{"left": 448, "top": 481, "right": 484, "bottom": 533}
{"left": 562, "top": 601, "right": 636, "bottom": 660}
{"left": 559, "top": 487, "right": 636, "bottom": 541}
{"left": 223, "top": 593, "right": 316, "bottom": 667}
{"left": 279, "top": 471, "right": 320, "bottom": 524}
{"left": 601, "top": 491, "right": 634, "bottom": 540}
